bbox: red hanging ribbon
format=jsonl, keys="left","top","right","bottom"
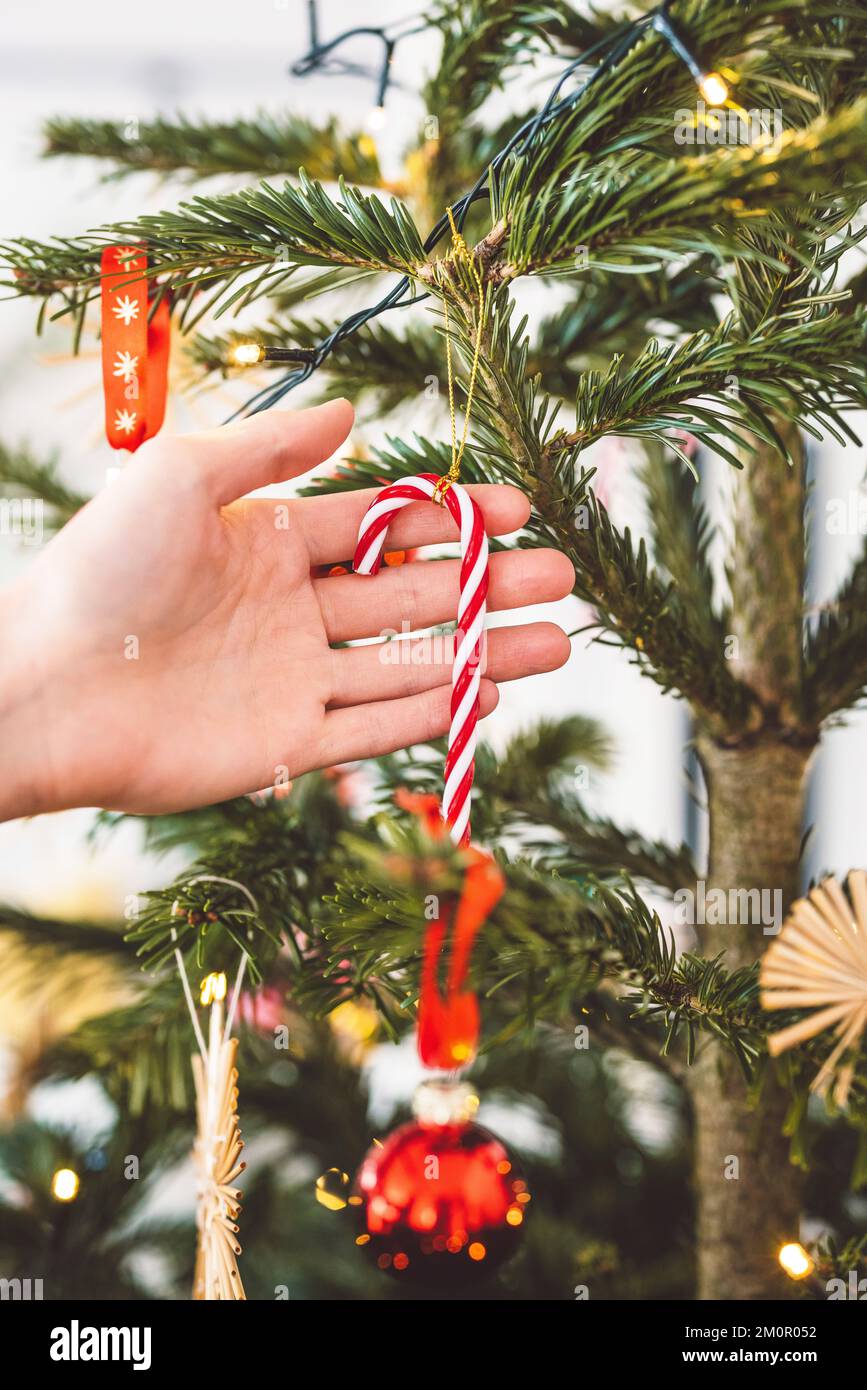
{"left": 100, "top": 246, "right": 170, "bottom": 452}
{"left": 397, "top": 790, "right": 505, "bottom": 1070}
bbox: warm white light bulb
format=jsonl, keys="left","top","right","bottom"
{"left": 51, "top": 1168, "right": 80, "bottom": 1202}
{"left": 231, "top": 342, "right": 264, "bottom": 366}
{"left": 699, "top": 72, "right": 729, "bottom": 106}
{"left": 778, "top": 1242, "right": 813, "bottom": 1280}
{"left": 200, "top": 971, "right": 227, "bottom": 1005}
{"left": 366, "top": 105, "right": 387, "bottom": 133}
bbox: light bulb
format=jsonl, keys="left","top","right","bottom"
{"left": 200, "top": 971, "right": 227, "bottom": 1005}
{"left": 51, "top": 1168, "right": 80, "bottom": 1202}
{"left": 230, "top": 342, "right": 264, "bottom": 366}
{"left": 366, "top": 105, "right": 387, "bottom": 133}
{"left": 778, "top": 1242, "right": 814, "bottom": 1280}
{"left": 699, "top": 72, "right": 729, "bottom": 106}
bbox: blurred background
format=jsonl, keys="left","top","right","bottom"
{"left": 0, "top": 0, "right": 865, "bottom": 1298}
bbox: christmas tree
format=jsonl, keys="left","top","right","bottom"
{"left": 2, "top": 0, "right": 867, "bottom": 1302}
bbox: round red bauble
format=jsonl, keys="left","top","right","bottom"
{"left": 354, "top": 1082, "right": 528, "bottom": 1287}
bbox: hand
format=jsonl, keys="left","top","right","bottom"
{"left": 0, "top": 400, "right": 574, "bottom": 818}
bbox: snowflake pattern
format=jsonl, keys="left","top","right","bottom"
{"left": 112, "top": 294, "right": 140, "bottom": 326}
{"left": 112, "top": 349, "right": 139, "bottom": 382}
{"left": 114, "top": 409, "right": 138, "bottom": 436}
{"left": 113, "top": 246, "right": 142, "bottom": 270}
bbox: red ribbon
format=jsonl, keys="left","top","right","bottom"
{"left": 100, "top": 246, "right": 170, "bottom": 452}
{"left": 397, "top": 790, "right": 505, "bottom": 1070}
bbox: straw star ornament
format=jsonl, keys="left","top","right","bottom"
{"left": 760, "top": 872, "right": 867, "bottom": 1107}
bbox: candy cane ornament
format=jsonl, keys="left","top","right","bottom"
{"left": 353, "top": 473, "right": 488, "bottom": 846}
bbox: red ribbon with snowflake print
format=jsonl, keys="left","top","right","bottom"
{"left": 100, "top": 246, "right": 170, "bottom": 452}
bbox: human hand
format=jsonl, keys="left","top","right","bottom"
{"left": 0, "top": 400, "right": 573, "bottom": 818}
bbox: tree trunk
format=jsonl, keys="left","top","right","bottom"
{"left": 688, "top": 423, "right": 816, "bottom": 1299}
{"left": 690, "top": 738, "right": 812, "bottom": 1299}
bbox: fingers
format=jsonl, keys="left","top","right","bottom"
{"left": 316, "top": 547, "right": 576, "bottom": 643}
{"left": 317, "top": 678, "right": 500, "bottom": 766}
{"left": 327, "top": 621, "right": 571, "bottom": 708}
{"left": 181, "top": 399, "right": 355, "bottom": 504}
{"left": 296, "top": 483, "right": 531, "bottom": 565}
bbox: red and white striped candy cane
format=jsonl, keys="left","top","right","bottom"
{"left": 353, "top": 473, "right": 488, "bottom": 846}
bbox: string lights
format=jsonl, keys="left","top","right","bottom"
{"left": 229, "top": 342, "right": 317, "bottom": 367}
{"left": 778, "top": 1242, "right": 815, "bottom": 1281}
{"left": 51, "top": 1167, "right": 80, "bottom": 1202}
{"left": 290, "top": 2, "right": 425, "bottom": 126}
{"left": 652, "top": 5, "right": 729, "bottom": 106}
{"left": 777, "top": 1241, "right": 830, "bottom": 1298}
{"left": 233, "top": 3, "right": 736, "bottom": 411}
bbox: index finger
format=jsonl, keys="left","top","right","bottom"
{"left": 294, "top": 482, "right": 531, "bottom": 565}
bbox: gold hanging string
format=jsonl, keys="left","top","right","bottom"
{"left": 434, "top": 206, "right": 486, "bottom": 505}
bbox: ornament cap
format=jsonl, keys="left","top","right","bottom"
{"left": 412, "top": 1079, "right": 479, "bottom": 1127}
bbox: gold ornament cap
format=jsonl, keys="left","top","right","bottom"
{"left": 412, "top": 1079, "right": 480, "bottom": 1128}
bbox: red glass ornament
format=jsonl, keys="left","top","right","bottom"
{"left": 354, "top": 1082, "right": 527, "bottom": 1286}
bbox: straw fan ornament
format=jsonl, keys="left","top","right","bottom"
{"left": 191, "top": 972, "right": 246, "bottom": 1300}
{"left": 170, "top": 875, "right": 257, "bottom": 1300}
{"left": 760, "top": 873, "right": 867, "bottom": 1107}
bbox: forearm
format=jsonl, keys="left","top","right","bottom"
{"left": 0, "top": 579, "right": 63, "bottom": 820}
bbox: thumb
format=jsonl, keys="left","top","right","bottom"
{"left": 187, "top": 398, "right": 355, "bottom": 503}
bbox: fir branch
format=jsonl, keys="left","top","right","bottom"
{"left": 423, "top": 0, "right": 566, "bottom": 140}
{"left": 0, "top": 906, "right": 131, "bottom": 959}
{"left": 117, "top": 779, "right": 355, "bottom": 983}
{"left": 375, "top": 723, "right": 697, "bottom": 893}
{"left": 6, "top": 2, "right": 864, "bottom": 368}
{"left": 432, "top": 292, "right": 766, "bottom": 731}
{"left": 569, "top": 492, "right": 762, "bottom": 734}
{"left": 486, "top": 101, "right": 867, "bottom": 282}
{"left": 813, "top": 1235, "right": 867, "bottom": 1290}
{"left": 545, "top": 827, "right": 696, "bottom": 897}
{"left": 531, "top": 258, "right": 723, "bottom": 393}
{"left": 309, "top": 823, "right": 863, "bottom": 1089}
{"left": 804, "top": 538, "right": 867, "bottom": 724}
{"left": 547, "top": 309, "right": 867, "bottom": 466}
{"left": 194, "top": 259, "right": 721, "bottom": 413}
{"left": 46, "top": 979, "right": 200, "bottom": 1113}
{"left": 1, "top": 176, "right": 427, "bottom": 330}
{"left": 43, "top": 113, "right": 383, "bottom": 185}
{"left": 0, "top": 441, "right": 89, "bottom": 530}
{"left": 542, "top": 4, "right": 618, "bottom": 54}
{"left": 640, "top": 441, "right": 724, "bottom": 651}
{"left": 312, "top": 831, "right": 673, "bottom": 1026}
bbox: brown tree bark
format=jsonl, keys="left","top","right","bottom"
{"left": 688, "top": 423, "right": 817, "bottom": 1299}
{"left": 691, "top": 739, "right": 812, "bottom": 1299}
